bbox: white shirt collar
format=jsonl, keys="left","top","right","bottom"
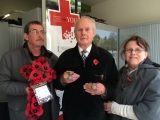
{"left": 78, "top": 44, "right": 92, "bottom": 57}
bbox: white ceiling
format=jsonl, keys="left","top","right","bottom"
{"left": 81, "top": 0, "right": 108, "bottom": 6}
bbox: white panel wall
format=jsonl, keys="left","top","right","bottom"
{"left": 9, "top": 24, "right": 23, "bottom": 50}
{"left": 22, "top": 7, "right": 42, "bottom": 32}
{"left": 0, "top": 22, "right": 10, "bottom": 59}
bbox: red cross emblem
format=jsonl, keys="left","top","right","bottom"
{"left": 49, "top": 0, "right": 80, "bottom": 41}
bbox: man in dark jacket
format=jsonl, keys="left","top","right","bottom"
{"left": 0, "top": 21, "right": 59, "bottom": 120}
{"left": 53, "top": 16, "right": 118, "bottom": 120}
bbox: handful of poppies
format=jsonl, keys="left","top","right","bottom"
{"left": 20, "top": 56, "right": 56, "bottom": 120}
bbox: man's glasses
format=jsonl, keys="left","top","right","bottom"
{"left": 125, "top": 48, "right": 145, "bottom": 53}
{"left": 29, "top": 29, "right": 46, "bottom": 35}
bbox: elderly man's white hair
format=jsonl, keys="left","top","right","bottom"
{"left": 74, "top": 16, "right": 96, "bottom": 31}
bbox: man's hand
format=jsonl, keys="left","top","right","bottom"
{"left": 104, "top": 101, "right": 114, "bottom": 114}
{"left": 83, "top": 82, "right": 106, "bottom": 95}
{"left": 61, "top": 71, "right": 80, "bottom": 84}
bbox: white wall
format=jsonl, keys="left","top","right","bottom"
{"left": 82, "top": 0, "right": 160, "bottom": 27}
{"left": 22, "top": 7, "right": 42, "bottom": 30}
{"left": 96, "top": 22, "right": 118, "bottom": 32}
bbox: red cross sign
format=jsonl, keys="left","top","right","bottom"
{"left": 49, "top": 0, "right": 80, "bottom": 40}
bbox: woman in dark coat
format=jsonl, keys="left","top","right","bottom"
{"left": 104, "top": 35, "right": 160, "bottom": 120}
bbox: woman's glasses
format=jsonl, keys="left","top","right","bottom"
{"left": 125, "top": 48, "right": 145, "bottom": 53}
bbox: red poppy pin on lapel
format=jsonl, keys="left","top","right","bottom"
{"left": 127, "top": 77, "right": 132, "bottom": 82}
{"left": 93, "top": 59, "right": 99, "bottom": 65}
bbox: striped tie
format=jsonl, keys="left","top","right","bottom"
{"left": 81, "top": 50, "right": 87, "bottom": 61}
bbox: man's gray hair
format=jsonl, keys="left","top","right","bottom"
{"left": 74, "top": 16, "right": 96, "bottom": 31}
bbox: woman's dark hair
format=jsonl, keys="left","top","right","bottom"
{"left": 24, "top": 21, "right": 43, "bottom": 34}
{"left": 120, "top": 35, "right": 150, "bottom": 58}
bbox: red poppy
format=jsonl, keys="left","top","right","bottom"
{"left": 27, "top": 65, "right": 33, "bottom": 73}
{"left": 41, "top": 72, "right": 49, "bottom": 82}
{"left": 25, "top": 103, "right": 33, "bottom": 118}
{"left": 30, "top": 96, "right": 43, "bottom": 116}
{"left": 30, "top": 115, "right": 38, "bottom": 120}
{"left": 23, "top": 71, "right": 30, "bottom": 80}
{"left": 35, "top": 56, "right": 46, "bottom": 64}
{"left": 20, "top": 65, "right": 30, "bottom": 74}
{"left": 32, "top": 61, "right": 42, "bottom": 70}
{"left": 25, "top": 103, "right": 38, "bottom": 120}
{"left": 29, "top": 70, "right": 41, "bottom": 80}
{"left": 42, "top": 63, "right": 51, "bottom": 72}
{"left": 93, "top": 59, "right": 99, "bottom": 65}
{"left": 20, "top": 65, "right": 31, "bottom": 80}
{"left": 47, "top": 69, "right": 57, "bottom": 82}
{"left": 127, "top": 77, "right": 132, "bottom": 82}
{"left": 31, "top": 105, "right": 43, "bottom": 117}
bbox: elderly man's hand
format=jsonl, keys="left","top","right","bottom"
{"left": 61, "top": 71, "right": 80, "bottom": 84}
{"left": 83, "top": 82, "right": 106, "bottom": 95}
{"left": 104, "top": 101, "right": 114, "bottom": 114}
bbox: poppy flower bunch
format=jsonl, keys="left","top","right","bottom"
{"left": 20, "top": 56, "right": 56, "bottom": 120}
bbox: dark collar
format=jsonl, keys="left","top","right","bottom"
{"left": 23, "top": 42, "right": 53, "bottom": 60}
{"left": 142, "top": 58, "right": 160, "bottom": 67}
